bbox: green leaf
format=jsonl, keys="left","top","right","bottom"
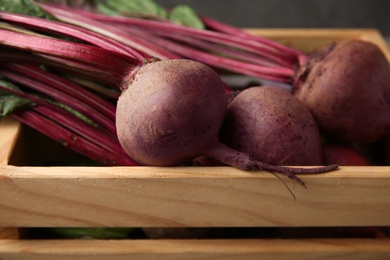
{"left": 0, "top": 79, "right": 34, "bottom": 117}
{"left": 168, "top": 5, "right": 205, "bottom": 29}
{"left": 99, "top": 0, "right": 168, "bottom": 18}
{"left": 0, "top": 0, "right": 56, "bottom": 20}
{"left": 95, "top": 0, "right": 204, "bottom": 28}
{"left": 46, "top": 99, "right": 99, "bottom": 128}
{"left": 0, "top": 96, "right": 32, "bottom": 116}
{"left": 49, "top": 228, "right": 137, "bottom": 239}
{"left": 96, "top": 2, "right": 122, "bottom": 16}
{"left": 0, "top": 79, "right": 97, "bottom": 126}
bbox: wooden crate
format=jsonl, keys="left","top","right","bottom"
{"left": 1, "top": 29, "right": 390, "bottom": 259}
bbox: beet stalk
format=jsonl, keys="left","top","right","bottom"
{"left": 0, "top": 65, "right": 116, "bottom": 135}
{"left": 0, "top": 5, "right": 338, "bottom": 186}
{"left": 38, "top": 4, "right": 297, "bottom": 81}
{"left": 0, "top": 11, "right": 144, "bottom": 60}
{"left": 0, "top": 75, "right": 136, "bottom": 165}
{"left": 13, "top": 108, "right": 134, "bottom": 166}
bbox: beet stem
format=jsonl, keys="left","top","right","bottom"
{"left": 129, "top": 26, "right": 295, "bottom": 76}
{"left": 8, "top": 63, "right": 116, "bottom": 120}
{"left": 0, "top": 28, "right": 134, "bottom": 79}
{"left": 123, "top": 30, "right": 293, "bottom": 81}
{"left": 12, "top": 109, "right": 135, "bottom": 166}
{"left": 0, "top": 82, "right": 136, "bottom": 165}
{"left": 0, "top": 11, "right": 144, "bottom": 61}
{"left": 39, "top": 4, "right": 180, "bottom": 60}
{"left": 0, "top": 66, "right": 117, "bottom": 135}
{"left": 201, "top": 16, "right": 303, "bottom": 61}
{"left": 0, "top": 81, "right": 116, "bottom": 151}
{"left": 0, "top": 50, "right": 121, "bottom": 88}
{"left": 134, "top": 26, "right": 295, "bottom": 70}
{"left": 206, "top": 143, "right": 339, "bottom": 188}
{"left": 42, "top": 4, "right": 296, "bottom": 70}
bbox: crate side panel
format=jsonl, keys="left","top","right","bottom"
{"left": 247, "top": 29, "right": 388, "bottom": 53}
{"left": 0, "top": 118, "right": 22, "bottom": 166}
{"left": 0, "top": 239, "right": 389, "bottom": 260}
{"left": 0, "top": 228, "right": 19, "bottom": 239}
{"left": 0, "top": 166, "right": 389, "bottom": 227}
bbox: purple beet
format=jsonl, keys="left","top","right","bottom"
{"left": 221, "top": 86, "right": 323, "bottom": 166}
{"left": 294, "top": 39, "right": 390, "bottom": 143}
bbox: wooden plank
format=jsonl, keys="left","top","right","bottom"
{"left": 0, "top": 165, "right": 389, "bottom": 227}
{"left": 247, "top": 28, "right": 390, "bottom": 59}
{"left": 0, "top": 117, "right": 22, "bottom": 166}
{"left": 0, "top": 238, "right": 389, "bottom": 260}
{"left": 0, "top": 228, "right": 18, "bottom": 239}
{"left": 247, "top": 28, "right": 383, "bottom": 44}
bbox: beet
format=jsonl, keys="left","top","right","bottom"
{"left": 221, "top": 86, "right": 323, "bottom": 166}
{"left": 116, "top": 59, "right": 338, "bottom": 187}
{"left": 116, "top": 59, "right": 227, "bottom": 166}
{"left": 294, "top": 39, "right": 390, "bottom": 143}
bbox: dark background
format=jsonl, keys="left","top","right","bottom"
{"left": 157, "top": 0, "right": 390, "bottom": 38}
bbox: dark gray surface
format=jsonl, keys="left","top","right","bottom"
{"left": 157, "top": 0, "right": 390, "bottom": 36}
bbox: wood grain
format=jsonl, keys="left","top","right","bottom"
{"left": 0, "top": 238, "right": 389, "bottom": 260}
{"left": 0, "top": 228, "right": 18, "bottom": 239}
{"left": 0, "top": 117, "right": 21, "bottom": 166}
{"left": 0, "top": 165, "right": 389, "bottom": 227}
{"left": 246, "top": 28, "right": 390, "bottom": 57}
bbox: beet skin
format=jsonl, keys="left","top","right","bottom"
{"left": 221, "top": 86, "right": 323, "bottom": 166}
{"left": 294, "top": 40, "right": 390, "bottom": 143}
{"left": 116, "top": 59, "right": 227, "bottom": 166}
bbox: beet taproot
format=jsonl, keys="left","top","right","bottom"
{"left": 294, "top": 39, "right": 390, "bottom": 143}
{"left": 116, "top": 59, "right": 227, "bottom": 166}
{"left": 221, "top": 86, "right": 323, "bottom": 166}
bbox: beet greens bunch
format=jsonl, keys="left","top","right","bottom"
{"left": 0, "top": 0, "right": 343, "bottom": 189}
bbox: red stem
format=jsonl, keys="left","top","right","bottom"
{"left": 125, "top": 30, "right": 292, "bottom": 82}
{"left": 126, "top": 26, "right": 286, "bottom": 68}
{"left": 201, "top": 16, "right": 303, "bottom": 60}
{"left": 0, "top": 65, "right": 117, "bottom": 135}
{"left": 39, "top": 4, "right": 180, "bottom": 60}
{"left": 0, "top": 29, "right": 136, "bottom": 80}
{"left": 139, "top": 27, "right": 295, "bottom": 70}
{"left": 0, "top": 84, "right": 130, "bottom": 160}
{"left": 64, "top": 75, "right": 121, "bottom": 99}
{"left": 33, "top": 106, "right": 131, "bottom": 160}
{"left": 138, "top": 28, "right": 294, "bottom": 77}
{"left": 12, "top": 109, "right": 136, "bottom": 166}
{"left": 202, "top": 17, "right": 309, "bottom": 66}
{"left": 0, "top": 50, "right": 121, "bottom": 88}
{"left": 7, "top": 63, "right": 116, "bottom": 120}
{"left": 41, "top": 4, "right": 296, "bottom": 70}
{"left": 39, "top": 55, "right": 122, "bottom": 88}
{"left": 0, "top": 11, "right": 145, "bottom": 61}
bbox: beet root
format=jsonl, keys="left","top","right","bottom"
{"left": 294, "top": 39, "right": 390, "bottom": 143}
{"left": 116, "top": 59, "right": 227, "bottom": 166}
{"left": 221, "top": 86, "right": 323, "bottom": 166}
{"left": 116, "top": 59, "right": 338, "bottom": 188}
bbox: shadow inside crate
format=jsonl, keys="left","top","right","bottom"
{"left": 18, "top": 226, "right": 390, "bottom": 240}
{"left": 8, "top": 124, "right": 100, "bottom": 166}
